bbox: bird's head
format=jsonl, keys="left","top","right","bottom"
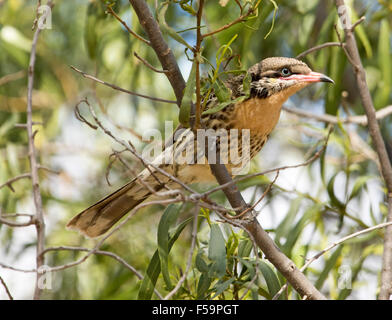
{"left": 247, "top": 57, "right": 334, "bottom": 101}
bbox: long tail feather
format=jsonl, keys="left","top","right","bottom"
{"left": 66, "top": 178, "right": 150, "bottom": 238}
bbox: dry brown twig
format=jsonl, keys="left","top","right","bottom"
{"left": 133, "top": 52, "right": 169, "bottom": 74}
{"left": 282, "top": 105, "right": 392, "bottom": 126}
{"left": 105, "top": 5, "right": 151, "bottom": 46}
{"left": 70, "top": 65, "right": 177, "bottom": 104}
{"left": 0, "top": 276, "right": 13, "bottom": 300}
{"left": 41, "top": 246, "right": 163, "bottom": 299}
{"left": 25, "top": 0, "right": 55, "bottom": 299}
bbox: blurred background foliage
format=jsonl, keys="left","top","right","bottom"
{"left": 0, "top": 0, "right": 391, "bottom": 299}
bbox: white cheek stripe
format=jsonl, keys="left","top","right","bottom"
{"left": 280, "top": 71, "right": 322, "bottom": 83}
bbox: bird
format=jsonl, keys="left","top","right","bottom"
{"left": 67, "top": 57, "right": 334, "bottom": 238}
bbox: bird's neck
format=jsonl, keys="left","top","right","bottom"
{"left": 232, "top": 83, "right": 308, "bottom": 136}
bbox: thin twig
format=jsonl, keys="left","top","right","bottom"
{"left": 70, "top": 66, "right": 177, "bottom": 104}
{"left": 0, "top": 173, "right": 31, "bottom": 192}
{"left": 41, "top": 246, "right": 163, "bottom": 299}
{"left": 202, "top": 7, "right": 256, "bottom": 38}
{"left": 133, "top": 52, "right": 168, "bottom": 73}
{"left": 106, "top": 5, "right": 151, "bottom": 46}
{"left": 129, "top": 0, "right": 186, "bottom": 105}
{"left": 283, "top": 105, "right": 392, "bottom": 125}
{"left": 27, "top": 0, "right": 54, "bottom": 299}
{"left": 0, "top": 215, "right": 35, "bottom": 227}
{"left": 0, "top": 276, "right": 13, "bottom": 300}
{"left": 296, "top": 42, "right": 342, "bottom": 60}
{"left": 231, "top": 170, "right": 280, "bottom": 219}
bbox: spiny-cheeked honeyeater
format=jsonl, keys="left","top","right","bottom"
{"left": 67, "top": 57, "right": 334, "bottom": 237}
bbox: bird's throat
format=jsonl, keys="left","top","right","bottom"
{"left": 233, "top": 83, "right": 307, "bottom": 136}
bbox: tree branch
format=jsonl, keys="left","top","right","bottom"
{"left": 128, "top": 0, "right": 186, "bottom": 105}
{"left": 335, "top": 0, "right": 392, "bottom": 300}
{"left": 282, "top": 105, "right": 392, "bottom": 125}
{"left": 0, "top": 276, "right": 13, "bottom": 300}
{"left": 26, "top": 0, "right": 55, "bottom": 299}
{"left": 70, "top": 65, "right": 176, "bottom": 104}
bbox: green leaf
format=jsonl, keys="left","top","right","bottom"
{"left": 348, "top": 176, "right": 372, "bottom": 202}
{"left": 202, "top": 96, "right": 246, "bottom": 115}
{"left": 208, "top": 224, "right": 227, "bottom": 278}
{"left": 211, "top": 277, "right": 235, "bottom": 299}
{"left": 327, "top": 173, "right": 345, "bottom": 209}
{"left": 315, "top": 246, "right": 343, "bottom": 290}
{"left": 157, "top": 204, "right": 181, "bottom": 290}
{"left": 85, "top": 1, "right": 104, "bottom": 60}
{"left": 264, "top": 0, "right": 278, "bottom": 39}
{"left": 351, "top": 9, "right": 372, "bottom": 58}
{"left": 196, "top": 272, "right": 212, "bottom": 299}
{"left": 195, "top": 251, "right": 209, "bottom": 274}
{"left": 179, "top": 59, "right": 197, "bottom": 127}
{"left": 238, "top": 238, "right": 253, "bottom": 259}
{"left": 275, "top": 197, "right": 303, "bottom": 244}
{"left": 296, "top": 0, "right": 318, "bottom": 13}
{"left": 258, "top": 261, "right": 282, "bottom": 299}
{"left": 282, "top": 204, "right": 322, "bottom": 256}
{"left": 238, "top": 257, "right": 256, "bottom": 280}
{"left": 138, "top": 217, "right": 192, "bottom": 300}
{"left": 374, "top": 19, "right": 391, "bottom": 109}
{"left": 157, "top": 2, "right": 193, "bottom": 50}
{"left": 212, "top": 79, "right": 231, "bottom": 102}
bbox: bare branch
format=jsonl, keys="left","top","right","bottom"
{"left": 0, "top": 215, "right": 35, "bottom": 227}
{"left": 0, "top": 276, "right": 13, "bottom": 300}
{"left": 334, "top": 0, "right": 392, "bottom": 300}
{"left": 41, "top": 246, "right": 163, "bottom": 299}
{"left": 350, "top": 16, "right": 366, "bottom": 31}
{"left": 296, "top": 42, "right": 342, "bottom": 60}
{"left": 231, "top": 170, "right": 280, "bottom": 220}
{"left": 202, "top": 7, "right": 256, "bottom": 38}
{"left": 283, "top": 105, "right": 392, "bottom": 125}
{"left": 0, "top": 173, "right": 31, "bottom": 192}
{"left": 106, "top": 5, "right": 151, "bottom": 46}
{"left": 129, "top": 0, "right": 186, "bottom": 105}
{"left": 26, "top": 1, "right": 55, "bottom": 299}
{"left": 70, "top": 65, "right": 177, "bottom": 104}
{"left": 133, "top": 52, "right": 168, "bottom": 73}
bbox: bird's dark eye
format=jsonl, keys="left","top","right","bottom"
{"left": 281, "top": 67, "right": 291, "bottom": 77}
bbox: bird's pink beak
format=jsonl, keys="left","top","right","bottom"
{"left": 282, "top": 72, "right": 334, "bottom": 84}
